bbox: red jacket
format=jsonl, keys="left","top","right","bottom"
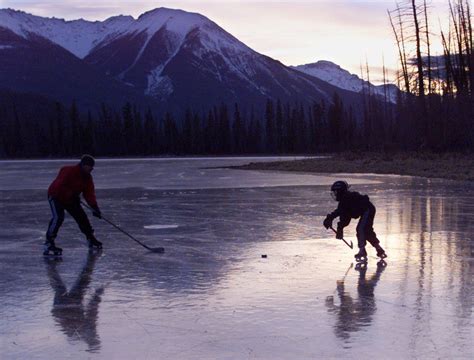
{"left": 48, "top": 164, "right": 98, "bottom": 207}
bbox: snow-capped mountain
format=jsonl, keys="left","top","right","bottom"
{"left": 0, "top": 8, "right": 135, "bottom": 58}
{"left": 0, "top": 8, "right": 366, "bottom": 113}
{"left": 293, "top": 61, "right": 398, "bottom": 103}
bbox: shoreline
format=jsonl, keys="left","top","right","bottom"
{"left": 229, "top": 152, "right": 474, "bottom": 182}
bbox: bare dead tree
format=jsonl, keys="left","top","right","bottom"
{"left": 441, "top": 25, "right": 455, "bottom": 94}
{"left": 467, "top": 0, "right": 474, "bottom": 97}
{"left": 388, "top": 6, "right": 411, "bottom": 93}
{"left": 423, "top": 0, "right": 432, "bottom": 94}
{"left": 450, "top": 1, "right": 465, "bottom": 92}
{"left": 412, "top": 0, "right": 426, "bottom": 98}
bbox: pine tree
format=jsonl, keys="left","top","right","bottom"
{"left": 12, "top": 106, "right": 23, "bottom": 157}
{"left": 48, "top": 116, "right": 56, "bottom": 156}
{"left": 69, "top": 100, "right": 80, "bottom": 156}
{"left": 193, "top": 112, "right": 204, "bottom": 154}
{"left": 219, "top": 103, "right": 231, "bottom": 154}
{"left": 275, "top": 99, "right": 283, "bottom": 153}
{"left": 122, "top": 102, "right": 134, "bottom": 154}
{"left": 83, "top": 110, "right": 95, "bottom": 154}
{"left": 54, "top": 102, "right": 64, "bottom": 156}
{"left": 132, "top": 105, "right": 143, "bottom": 155}
{"left": 164, "top": 112, "right": 178, "bottom": 154}
{"left": 232, "top": 103, "right": 243, "bottom": 153}
{"left": 183, "top": 108, "right": 193, "bottom": 154}
{"left": 143, "top": 108, "right": 157, "bottom": 155}
{"left": 265, "top": 99, "right": 275, "bottom": 152}
{"left": 204, "top": 110, "right": 214, "bottom": 154}
{"left": 328, "top": 93, "right": 343, "bottom": 152}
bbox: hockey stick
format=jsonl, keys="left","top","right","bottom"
{"left": 329, "top": 226, "right": 353, "bottom": 249}
{"left": 81, "top": 201, "right": 164, "bottom": 253}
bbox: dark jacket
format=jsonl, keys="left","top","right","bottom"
{"left": 328, "top": 191, "right": 371, "bottom": 227}
{"left": 48, "top": 164, "right": 97, "bottom": 207}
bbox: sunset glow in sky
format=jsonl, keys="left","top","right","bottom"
{"left": 1, "top": 0, "right": 450, "bottom": 83}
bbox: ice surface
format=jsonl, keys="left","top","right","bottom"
{"left": 1, "top": 157, "right": 473, "bottom": 359}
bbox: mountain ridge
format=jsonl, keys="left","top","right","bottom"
{"left": 0, "top": 7, "right": 380, "bottom": 114}
{"left": 293, "top": 60, "right": 398, "bottom": 103}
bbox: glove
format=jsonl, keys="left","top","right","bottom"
{"left": 92, "top": 206, "right": 102, "bottom": 219}
{"left": 336, "top": 226, "right": 343, "bottom": 240}
{"left": 323, "top": 215, "right": 333, "bottom": 229}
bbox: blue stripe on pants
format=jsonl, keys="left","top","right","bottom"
{"left": 46, "top": 197, "right": 64, "bottom": 240}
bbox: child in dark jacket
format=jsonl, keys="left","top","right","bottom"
{"left": 323, "top": 181, "right": 387, "bottom": 262}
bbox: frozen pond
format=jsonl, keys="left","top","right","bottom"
{"left": 1, "top": 157, "right": 473, "bottom": 359}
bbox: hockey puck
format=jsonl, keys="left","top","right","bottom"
{"left": 261, "top": 254, "right": 267, "bottom": 258}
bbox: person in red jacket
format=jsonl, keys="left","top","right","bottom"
{"left": 44, "top": 155, "right": 102, "bottom": 256}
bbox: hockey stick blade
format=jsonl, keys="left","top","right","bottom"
{"left": 330, "top": 226, "right": 354, "bottom": 249}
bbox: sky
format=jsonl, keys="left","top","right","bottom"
{"left": 0, "top": 0, "right": 451, "bottom": 84}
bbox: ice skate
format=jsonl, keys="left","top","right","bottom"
{"left": 375, "top": 245, "right": 387, "bottom": 259}
{"left": 87, "top": 234, "right": 103, "bottom": 251}
{"left": 354, "top": 248, "right": 367, "bottom": 263}
{"left": 43, "top": 239, "right": 62, "bottom": 257}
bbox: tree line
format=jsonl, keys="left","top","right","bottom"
{"left": 0, "top": 95, "right": 366, "bottom": 157}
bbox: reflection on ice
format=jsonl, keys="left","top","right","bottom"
{"left": 44, "top": 252, "right": 103, "bottom": 353}
{"left": 326, "top": 261, "right": 386, "bottom": 342}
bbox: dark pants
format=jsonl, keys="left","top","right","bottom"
{"left": 356, "top": 202, "right": 380, "bottom": 249}
{"left": 46, "top": 197, "right": 94, "bottom": 241}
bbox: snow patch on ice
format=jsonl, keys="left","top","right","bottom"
{"left": 144, "top": 224, "right": 179, "bottom": 230}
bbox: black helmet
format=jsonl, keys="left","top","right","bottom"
{"left": 330, "top": 180, "right": 349, "bottom": 201}
{"left": 80, "top": 154, "right": 95, "bottom": 167}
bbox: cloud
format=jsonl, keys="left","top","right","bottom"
{"left": 2, "top": 0, "right": 129, "bottom": 19}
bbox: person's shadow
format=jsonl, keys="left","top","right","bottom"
{"left": 44, "top": 252, "right": 104, "bottom": 352}
{"left": 325, "top": 261, "right": 386, "bottom": 341}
